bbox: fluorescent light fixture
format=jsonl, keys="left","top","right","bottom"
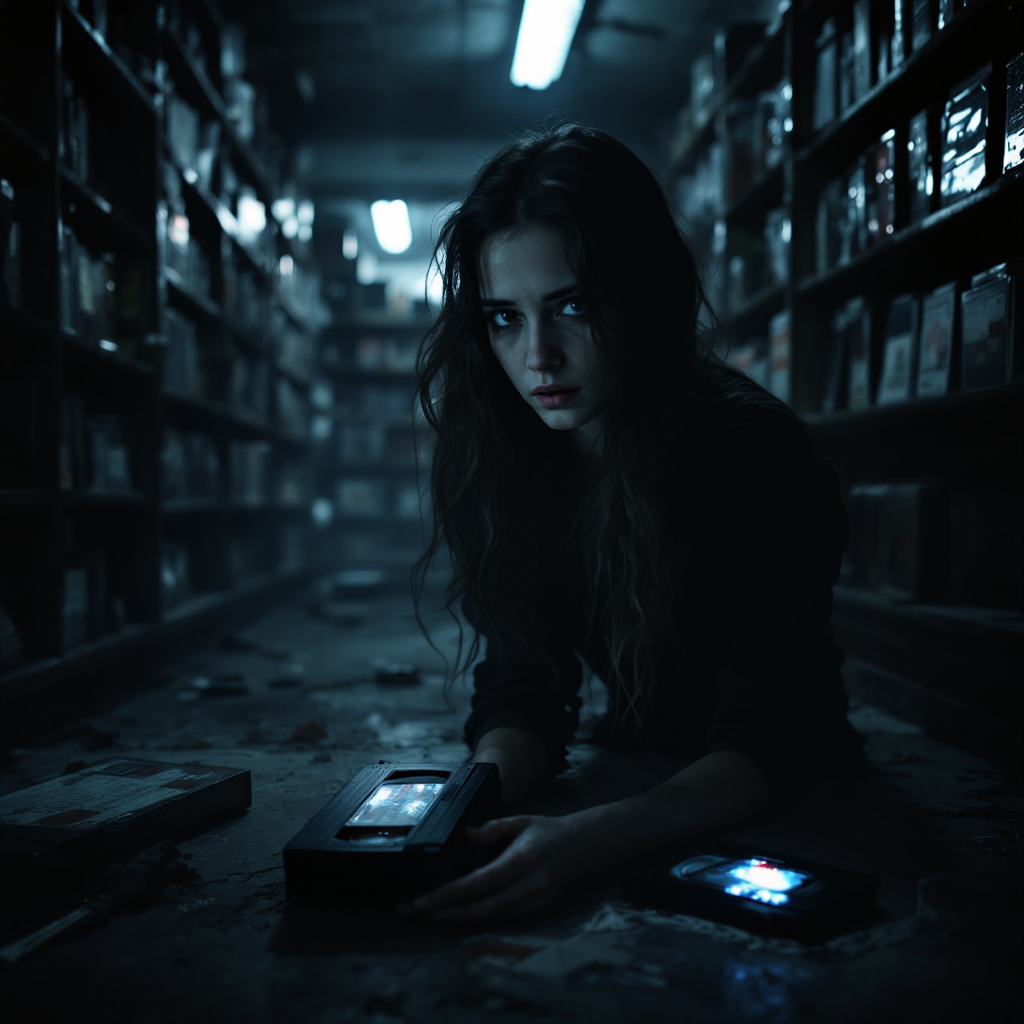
{"left": 297, "top": 200, "right": 315, "bottom": 226}
{"left": 370, "top": 199, "right": 412, "bottom": 254}
{"left": 279, "top": 255, "right": 294, "bottom": 276}
{"left": 272, "top": 198, "right": 295, "bottom": 222}
{"left": 237, "top": 190, "right": 266, "bottom": 241}
{"left": 342, "top": 230, "right": 358, "bottom": 260}
{"left": 510, "top": 0, "right": 585, "bottom": 90}
{"left": 283, "top": 216, "right": 299, "bottom": 239}
{"left": 297, "top": 224, "right": 313, "bottom": 243}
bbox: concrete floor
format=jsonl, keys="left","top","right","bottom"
{"left": 1, "top": 584, "right": 1021, "bottom": 1024}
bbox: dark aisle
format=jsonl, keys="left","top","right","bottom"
{"left": 1, "top": 583, "right": 1020, "bottom": 1024}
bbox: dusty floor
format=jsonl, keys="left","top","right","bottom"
{"left": 1, "top": 582, "right": 1021, "bottom": 1024}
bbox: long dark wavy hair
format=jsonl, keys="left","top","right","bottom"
{"left": 411, "top": 124, "right": 724, "bottom": 734}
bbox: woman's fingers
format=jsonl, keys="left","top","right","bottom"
{"left": 409, "top": 837, "right": 537, "bottom": 913}
{"left": 463, "top": 816, "right": 528, "bottom": 846}
{"left": 423, "top": 866, "right": 554, "bottom": 923}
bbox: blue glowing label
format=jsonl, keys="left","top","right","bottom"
{"left": 684, "top": 857, "right": 812, "bottom": 907}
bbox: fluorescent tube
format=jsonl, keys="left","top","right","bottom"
{"left": 370, "top": 200, "right": 412, "bottom": 255}
{"left": 510, "top": 0, "right": 585, "bottom": 90}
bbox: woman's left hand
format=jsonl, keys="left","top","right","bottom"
{"left": 399, "top": 813, "right": 598, "bottom": 923}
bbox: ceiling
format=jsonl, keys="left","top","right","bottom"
{"left": 223, "top": 0, "right": 778, "bottom": 211}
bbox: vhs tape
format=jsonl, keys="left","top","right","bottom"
{"left": 283, "top": 761, "right": 500, "bottom": 908}
{"left": 624, "top": 843, "right": 877, "bottom": 942}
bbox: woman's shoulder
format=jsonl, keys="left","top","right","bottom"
{"left": 685, "top": 361, "right": 820, "bottom": 472}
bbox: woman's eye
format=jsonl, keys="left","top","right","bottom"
{"left": 558, "top": 298, "right": 586, "bottom": 317}
{"left": 488, "top": 310, "right": 518, "bottom": 329}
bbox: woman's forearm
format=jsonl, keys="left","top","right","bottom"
{"left": 566, "top": 750, "right": 766, "bottom": 873}
{"left": 471, "top": 726, "right": 550, "bottom": 803}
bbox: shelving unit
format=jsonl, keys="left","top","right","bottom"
{"left": 670, "top": 0, "right": 1023, "bottom": 764}
{"left": 0, "top": 0, "right": 326, "bottom": 693}
{"left": 317, "top": 314, "right": 434, "bottom": 583}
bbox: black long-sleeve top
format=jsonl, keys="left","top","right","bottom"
{"left": 459, "top": 367, "right": 864, "bottom": 781}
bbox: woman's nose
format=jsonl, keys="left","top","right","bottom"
{"left": 525, "top": 320, "right": 563, "bottom": 371}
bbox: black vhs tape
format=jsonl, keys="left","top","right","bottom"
{"left": 283, "top": 761, "right": 500, "bottom": 908}
{"left": 624, "top": 843, "right": 877, "bottom": 942}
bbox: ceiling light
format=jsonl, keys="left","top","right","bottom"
{"left": 272, "top": 198, "right": 295, "bottom": 222}
{"left": 510, "top": 0, "right": 585, "bottom": 90}
{"left": 297, "top": 200, "right": 315, "bottom": 226}
{"left": 370, "top": 199, "right": 412, "bottom": 254}
{"left": 342, "top": 230, "right": 358, "bottom": 260}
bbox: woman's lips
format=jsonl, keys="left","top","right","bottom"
{"left": 535, "top": 388, "right": 580, "bottom": 409}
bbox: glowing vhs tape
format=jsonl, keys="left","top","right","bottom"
{"left": 624, "top": 843, "right": 877, "bottom": 941}
{"left": 283, "top": 761, "right": 500, "bottom": 907}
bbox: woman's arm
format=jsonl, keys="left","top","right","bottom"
{"left": 470, "top": 726, "right": 550, "bottom": 803}
{"left": 403, "top": 748, "right": 765, "bottom": 922}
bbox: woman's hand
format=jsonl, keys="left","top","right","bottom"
{"left": 399, "top": 813, "right": 596, "bottom": 923}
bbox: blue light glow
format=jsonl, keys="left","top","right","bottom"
{"left": 728, "top": 861, "right": 806, "bottom": 893}
{"left": 724, "top": 882, "right": 791, "bottom": 905}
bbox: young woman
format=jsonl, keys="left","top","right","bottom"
{"left": 405, "top": 124, "right": 862, "bottom": 922}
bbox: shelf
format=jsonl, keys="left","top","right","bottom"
{"left": 796, "top": 0, "right": 1005, "bottom": 168}
{"left": 0, "top": 490, "right": 51, "bottom": 508}
{"left": 797, "top": 172, "right": 1024, "bottom": 300}
{"left": 670, "top": 26, "right": 786, "bottom": 174}
{"left": 336, "top": 515, "right": 423, "bottom": 528}
{"left": 334, "top": 414, "right": 418, "bottom": 429}
{"left": 337, "top": 464, "right": 420, "bottom": 477}
{"left": 162, "top": 386, "right": 274, "bottom": 439}
{"left": 61, "top": 489, "right": 151, "bottom": 507}
{"left": 278, "top": 295, "right": 321, "bottom": 335}
{"left": 0, "top": 112, "right": 51, "bottom": 167}
{"left": 62, "top": 172, "right": 153, "bottom": 252}
{"left": 330, "top": 313, "right": 434, "bottom": 332}
{"left": 724, "top": 162, "right": 786, "bottom": 225}
{"left": 162, "top": 498, "right": 223, "bottom": 515}
{"left": 165, "top": 28, "right": 274, "bottom": 208}
{"left": 61, "top": 2, "right": 155, "bottom": 114}
{"left": 721, "top": 282, "right": 786, "bottom": 331}
{"left": 1, "top": 305, "right": 54, "bottom": 339}
{"left": 162, "top": 569, "right": 305, "bottom": 625}
{"left": 62, "top": 329, "right": 157, "bottom": 376}
{"left": 164, "top": 268, "right": 221, "bottom": 322}
{"left": 805, "top": 381, "right": 1024, "bottom": 432}
{"left": 0, "top": 622, "right": 156, "bottom": 694}
{"left": 834, "top": 585, "right": 1024, "bottom": 641}
{"left": 333, "top": 367, "right": 419, "bottom": 382}
{"left": 275, "top": 363, "right": 312, "bottom": 389}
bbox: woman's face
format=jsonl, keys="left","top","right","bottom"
{"left": 479, "top": 224, "right": 616, "bottom": 446}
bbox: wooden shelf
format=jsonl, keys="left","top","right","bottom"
{"left": 834, "top": 585, "right": 1023, "bottom": 641}
{"left": 723, "top": 161, "right": 786, "bottom": 225}
{"left": 721, "top": 281, "right": 786, "bottom": 331}
{"left": 333, "top": 367, "right": 419, "bottom": 382}
{"left": 0, "top": 490, "right": 51, "bottom": 509}
{"left": 1, "top": 305, "right": 54, "bottom": 339}
{"left": 61, "top": 2, "right": 155, "bottom": 114}
{"left": 62, "top": 330, "right": 157, "bottom": 376}
{"left": 165, "top": 268, "right": 221, "bottom": 321}
{"left": 62, "top": 172, "right": 154, "bottom": 252}
{"left": 797, "top": 171, "right": 1024, "bottom": 301}
{"left": 0, "top": 112, "right": 51, "bottom": 167}
{"left": 275, "top": 363, "right": 313, "bottom": 389}
{"left": 330, "top": 313, "right": 434, "bottom": 332}
{"left": 796, "top": 0, "right": 1006, "bottom": 168}
{"left": 162, "top": 498, "right": 223, "bottom": 515}
{"left": 162, "top": 386, "right": 273, "bottom": 438}
{"left": 165, "top": 28, "right": 274, "bottom": 208}
{"left": 337, "top": 464, "right": 420, "bottom": 477}
{"left": 61, "top": 490, "right": 150, "bottom": 507}
{"left": 671, "top": 26, "right": 785, "bottom": 174}
{"left": 805, "top": 381, "right": 1024, "bottom": 432}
